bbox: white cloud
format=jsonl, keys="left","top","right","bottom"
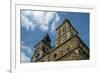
{"left": 50, "top": 21, "right": 56, "bottom": 34}
{"left": 21, "top": 14, "right": 36, "bottom": 30}
{"left": 21, "top": 51, "right": 30, "bottom": 62}
{"left": 39, "top": 24, "right": 49, "bottom": 32}
{"left": 21, "top": 42, "right": 33, "bottom": 62}
{"left": 21, "top": 10, "right": 60, "bottom": 32}
{"left": 55, "top": 13, "right": 60, "bottom": 22}
{"left": 21, "top": 44, "right": 32, "bottom": 54}
{"left": 45, "top": 12, "right": 56, "bottom": 24}
{"left": 32, "top": 11, "right": 45, "bottom": 25}
{"left": 21, "top": 42, "right": 32, "bottom": 55}
{"left": 50, "top": 13, "right": 60, "bottom": 34}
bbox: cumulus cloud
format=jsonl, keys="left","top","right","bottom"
{"left": 50, "top": 21, "right": 56, "bottom": 34}
{"left": 21, "top": 51, "right": 30, "bottom": 62}
{"left": 21, "top": 11, "right": 36, "bottom": 30}
{"left": 21, "top": 11, "right": 61, "bottom": 62}
{"left": 21, "top": 10, "right": 60, "bottom": 32}
{"left": 45, "top": 12, "right": 56, "bottom": 24}
{"left": 21, "top": 43, "right": 32, "bottom": 54}
{"left": 21, "top": 42, "right": 32, "bottom": 62}
{"left": 50, "top": 13, "right": 60, "bottom": 34}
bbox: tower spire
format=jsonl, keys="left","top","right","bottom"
{"left": 42, "top": 33, "right": 51, "bottom": 45}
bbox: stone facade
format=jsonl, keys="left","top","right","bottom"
{"left": 31, "top": 19, "right": 89, "bottom": 62}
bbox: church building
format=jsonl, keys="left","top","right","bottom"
{"left": 31, "top": 18, "right": 89, "bottom": 62}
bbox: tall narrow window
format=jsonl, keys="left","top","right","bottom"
{"left": 54, "top": 53, "right": 57, "bottom": 59}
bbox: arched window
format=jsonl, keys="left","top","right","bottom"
{"left": 54, "top": 53, "right": 57, "bottom": 59}
{"left": 75, "top": 49, "right": 79, "bottom": 54}
{"left": 67, "top": 31, "right": 72, "bottom": 39}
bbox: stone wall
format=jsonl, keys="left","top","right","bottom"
{"left": 35, "top": 35, "right": 89, "bottom": 62}
{"left": 32, "top": 19, "right": 89, "bottom": 62}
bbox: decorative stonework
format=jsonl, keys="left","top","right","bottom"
{"left": 31, "top": 18, "right": 89, "bottom": 62}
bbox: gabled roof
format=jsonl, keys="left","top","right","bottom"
{"left": 34, "top": 33, "right": 52, "bottom": 48}
{"left": 42, "top": 33, "right": 51, "bottom": 43}
{"left": 56, "top": 18, "right": 78, "bottom": 34}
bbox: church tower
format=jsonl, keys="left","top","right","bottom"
{"left": 55, "top": 18, "right": 89, "bottom": 61}
{"left": 31, "top": 33, "right": 52, "bottom": 62}
{"left": 56, "top": 19, "right": 78, "bottom": 47}
{"left": 31, "top": 18, "right": 89, "bottom": 62}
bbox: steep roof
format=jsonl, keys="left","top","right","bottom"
{"left": 56, "top": 18, "right": 78, "bottom": 34}
{"left": 34, "top": 33, "right": 52, "bottom": 48}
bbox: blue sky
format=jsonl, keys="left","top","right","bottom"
{"left": 20, "top": 10, "right": 89, "bottom": 62}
